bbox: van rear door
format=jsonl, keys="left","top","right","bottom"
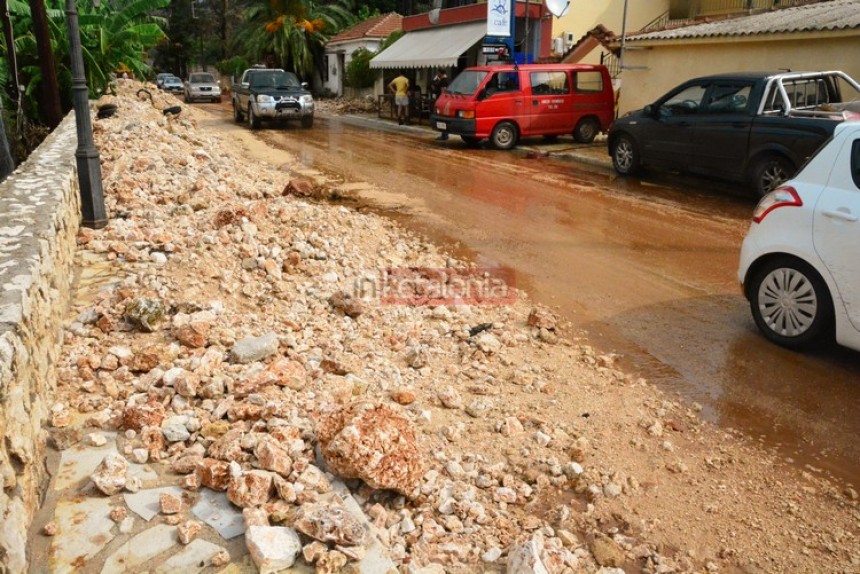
{"left": 527, "top": 69, "right": 572, "bottom": 136}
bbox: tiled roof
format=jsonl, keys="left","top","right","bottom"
{"left": 328, "top": 12, "right": 403, "bottom": 44}
{"left": 627, "top": 0, "right": 860, "bottom": 42}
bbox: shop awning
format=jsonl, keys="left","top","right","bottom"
{"left": 370, "top": 22, "right": 486, "bottom": 69}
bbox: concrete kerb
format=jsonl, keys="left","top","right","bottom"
{"left": 327, "top": 111, "right": 613, "bottom": 171}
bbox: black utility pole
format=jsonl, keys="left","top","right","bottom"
{"left": 66, "top": 0, "right": 107, "bottom": 228}
{"left": 29, "top": 0, "right": 62, "bottom": 127}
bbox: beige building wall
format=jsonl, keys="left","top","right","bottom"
{"left": 617, "top": 32, "right": 860, "bottom": 114}
{"left": 551, "top": 0, "right": 668, "bottom": 64}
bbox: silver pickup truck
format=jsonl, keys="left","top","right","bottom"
{"left": 231, "top": 68, "right": 314, "bottom": 129}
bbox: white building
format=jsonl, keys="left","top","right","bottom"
{"left": 322, "top": 13, "right": 403, "bottom": 97}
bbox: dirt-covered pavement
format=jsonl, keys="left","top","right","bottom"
{"left": 29, "top": 81, "right": 860, "bottom": 574}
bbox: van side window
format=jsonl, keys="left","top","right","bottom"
{"left": 530, "top": 72, "right": 569, "bottom": 96}
{"left": 486, "top": 72, "right": 519, "bottom": 95}
{"left": 574, "top": 71, "right": 604, "bottom": 94}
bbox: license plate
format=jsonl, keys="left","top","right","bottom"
{"left": 435, "top": 121, "right": 447, "bottom": 130}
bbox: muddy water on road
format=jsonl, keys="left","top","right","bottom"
{"left": 201, "top": 110, "right": 860, "bottom": 485}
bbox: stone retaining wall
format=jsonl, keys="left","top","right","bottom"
{"left": 0, "top": 115, "right": 81, "bottom": 573}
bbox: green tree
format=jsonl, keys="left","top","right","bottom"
{"left": 232, "top": 0, "right": 355, "bottom": 79}
{"left": 344, "top": 46, "right": 373, "bottom": 89}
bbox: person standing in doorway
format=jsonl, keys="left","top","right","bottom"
{"left": 430, "top": 70, "right": 450, "bottom": 140}
{"left": 388, "top": 73, "right": 410, "bottom": 125}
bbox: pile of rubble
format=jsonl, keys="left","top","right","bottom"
{"left": 315, "top": 96, "right": 380, "bottom": 116}
{"left": 39, "top": 80, "right": 859, "bottom": 574}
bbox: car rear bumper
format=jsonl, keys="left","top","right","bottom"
{"left": 430, "top": 115, "right": 476, "bottom": 136}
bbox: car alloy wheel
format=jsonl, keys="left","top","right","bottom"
{"left": 611, "top": 134, "right": 640, "bottom": 176}
{"left": 752, "top": 155, "right": 793, "bottom": 197}
{"left": 749, "top": 257, "right": 832, "bottom": 348}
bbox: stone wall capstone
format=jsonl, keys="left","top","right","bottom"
{"left": 0, "top": 114, "right": 81, "bottom": 573}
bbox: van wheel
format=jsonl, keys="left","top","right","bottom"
{"left": 461, "top": 136, "right": 481, "bottom": 147}
{"left": 233, "top": 103, "right": 244, "bottom": 123}
{"left": 611, "top": 134, "right": 640, "bottom": 176}
{"left": 490, "top": 121, "right": 518, "bottom": 150}
{"left": 573, "top": 117, "right": 600, "bottom": 143}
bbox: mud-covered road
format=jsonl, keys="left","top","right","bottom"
{"left": 196, "top": 105, "right": 860, "bottom": 485}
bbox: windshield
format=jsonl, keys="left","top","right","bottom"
{"left": 447, "top": 71, "right": 489, "bottom": 96}
{"left": 250, "top": 71, "right": 301, "bottom": 89}
{"left": 189, "top": 73, "right": 215, "bottom": 83}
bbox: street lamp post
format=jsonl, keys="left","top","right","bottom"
{"left": 65, "top": 0, "right": 107, "bottom": 229}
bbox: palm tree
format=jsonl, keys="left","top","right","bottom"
{"left": 233, "top": 0, "right": 355, "bottom": 79}
{"left": 75, "top": 0, "right": 169, "bottom": 94}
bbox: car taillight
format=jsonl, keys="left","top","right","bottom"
{"left": 752, "top": 186, "right": 803, "bottom": 223}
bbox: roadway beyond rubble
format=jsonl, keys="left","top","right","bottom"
{"left": 28, "top": 82, "right": 859, "bottom": 573}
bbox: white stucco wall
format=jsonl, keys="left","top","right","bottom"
{"left": 324, "top": 39, "right": 384, "bottom": 96}
{"left": 617, "top": 32, "right": 860, "bottom": 114}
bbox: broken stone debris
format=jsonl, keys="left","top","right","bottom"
{"left": 42, "top": 80, "right": 744, "bottom": 574}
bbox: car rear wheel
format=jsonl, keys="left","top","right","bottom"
{"left": 749, "top": 256, "right": 833, "bottom": 349}
{"left": 750, "top": 155, "right": 793, "bottom": 197}
{"left": 301, "top": 115, "right": 314, "bottom": 128}
{"left": 573, "top": 117, "right": 600, "bottom": 143}
{"left": 490, "top": 121, "right": 518, "bottom": 150}
{"left": 611, "top": 134, "right": 640, "bottom": 176}
{"left": 233, "top": 103, "right": 244, "bottom": 123}
{"left": 248, "top": 105, "right": 261, "bottom": 129}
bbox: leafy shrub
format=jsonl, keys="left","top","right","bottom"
{"left": 344, "top": 48, "right": 376, "bottom": 89}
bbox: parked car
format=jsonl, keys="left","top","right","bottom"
{"left": 162, "top": 76, "right": 184, "bottom": 95}
{"left": 155, "top": 73, "right": 175, "bottom": 89}
{"left": 184, "top": 72, "right": 222, "bottom": 103}
{"left": 609, "top": 71, "right": 860, "bottom": 196}
{"left": 737, "top": 120, "right": 860, "bottom": 351}
{"left": 231, "top": 67, "right": 314, "bottom": 129}
{"left": 430, "top": 63, "right": 615, "bottom": 149}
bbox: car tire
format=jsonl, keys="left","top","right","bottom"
{"left": 748, "top": 256, "right": 833, "bottom": 349}
{"left": 233, "top": 103, "right": 244, "bottom": 123}
{"left": 611, "top": 133, "right": 640, "bottom": 176}
{"left": 573, "top": 117, "right": 600, "bottom": 143}
{"left": 490, "top": 121, "right": 518, "bottom": 150}
{"left": 301, "top": 115, "right": 314, "bottom": 129}
{"left": 750, "top": 155, "right": 793, "bottom": 197}
{"left": 248, "top": 105, "right": 260, "bottom": 129}
{"left": 461, "top": 136, "right": 481, "bottom": 147}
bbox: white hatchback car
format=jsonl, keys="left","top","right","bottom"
{"left": 738, "top": 120, "right": 860, "bottom": 351}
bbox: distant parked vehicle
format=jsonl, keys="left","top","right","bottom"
{"left": 184, "top": 72, "right": 222, "bottom": 103}
{"left": 609, "top": 70, "right": 860, "bottom": 196}
{"left": 738, "top": 120, "right": 860, "bottom": 351}
{"left": 162, "top": 76, "right": 184, "bottom": 95}
{"left": 231, "top": 67, "right": 314, "bottom": 129}
{"left": 155, "top": 73, "right": 174, "bottom": 89}
{"left": 430, "top": 63, "right": 615, "bottom": 149}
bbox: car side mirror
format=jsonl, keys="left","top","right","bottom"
{"left": 301, "top": 82, "right": 309, "bottom": 89}
{"left": 643, "top": 104, "right": 653, "bottom": 115}
{"left": 476, "top": 88, "right": 487, "bottom": 101}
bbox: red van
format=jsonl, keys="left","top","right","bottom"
{"left": 430, "top": 63, "right": 615, "bottom": 149}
